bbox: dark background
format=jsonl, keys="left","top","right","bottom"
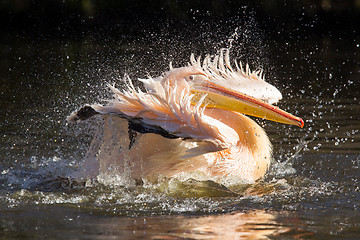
{"left": 1, "top": 0, "right": 359, "bottom": 40}
{"left": 1, "top": 0, "right": 358, "bottom": 161}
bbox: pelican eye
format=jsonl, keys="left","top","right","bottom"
{"left": 188, "top": 75, "right": 194, "bottom": 81}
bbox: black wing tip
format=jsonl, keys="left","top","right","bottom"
{"left": 67, "top": 105, "right": 99, "bottom": 122}
{"left": 128, "top": 121, "right": 179, "bottom": 140}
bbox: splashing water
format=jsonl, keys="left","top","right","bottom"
{"left": 1, "top": 15, "right": 359, "bottom": 238}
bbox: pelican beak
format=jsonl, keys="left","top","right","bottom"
{"left": 191, "top": 81, "right": 304, "bottom": 128}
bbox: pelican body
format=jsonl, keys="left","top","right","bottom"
{"left": 68, "top": 50, "right": 303, "bottom": 183}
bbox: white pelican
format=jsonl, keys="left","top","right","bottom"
{"left": 68, "top": 49, "right": 303, "bottom": 183}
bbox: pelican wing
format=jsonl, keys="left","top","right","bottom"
{"left": 67, "top": 78, "right": 237, "bottom": 152}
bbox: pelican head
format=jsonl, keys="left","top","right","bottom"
{"left": 162, "top": 56, "right": 303, "bottom": 128}
{"left": 68, "top": 49, "right": 304, "bottom": 183}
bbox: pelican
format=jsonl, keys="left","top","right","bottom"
{"left": 67, "top": 49, "right": 303, "bottom": 184}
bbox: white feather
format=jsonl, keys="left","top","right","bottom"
{"left": 194, "top": 49, "right": 282, "bottom": 104}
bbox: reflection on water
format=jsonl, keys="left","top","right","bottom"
{"left": 92, "top": 210, "right": 292, "bottom": 239}
{"left": 0, "top": 30, "right": 359, "bottom": 239}
{"left": 2, "top": 205, "right": 312, "bottom": 239}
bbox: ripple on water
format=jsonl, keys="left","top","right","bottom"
{"left": 2, "top": 153, "right": 357, "bottom": 217}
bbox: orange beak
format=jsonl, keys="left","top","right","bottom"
{"left": 191, "top": 81, "right": 304, "bottom": 128}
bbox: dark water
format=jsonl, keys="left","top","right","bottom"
{"left": 0, "top": 29, "right": 359, "bottom": 239}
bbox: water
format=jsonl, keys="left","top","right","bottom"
{"left": 1, "top": 30, "right": 359, "bottom": 239}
